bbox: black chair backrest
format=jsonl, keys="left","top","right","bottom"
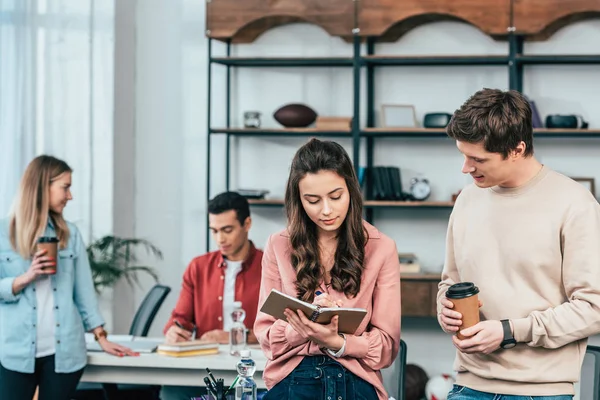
{"left": 398, "top": 339, "right": 407, "bottom": 400}
{"left": 582, "top": 345, "right": 600, "bottom": 400}
{"left": 128, "top": 284, "right": 171, "bottom": 337}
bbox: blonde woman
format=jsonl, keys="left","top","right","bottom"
{"left": 0, "top": 155, "right": 138, "bottom": 400}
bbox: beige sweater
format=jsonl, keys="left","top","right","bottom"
{"left": 437, "top": 166, "right": 600, "bottom": 395}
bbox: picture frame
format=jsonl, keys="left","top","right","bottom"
{"left": 381, "top": 104, "right": 418, "bottom": 128}
{"left": 571, "top": 177, "right": 596, "bottom": 197}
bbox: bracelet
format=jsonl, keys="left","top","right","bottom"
{"left": 327, "top": 334, "right": 346, "bottom": 358}
{"left": 94, "top": 328, "right": 108, "bottom": 341}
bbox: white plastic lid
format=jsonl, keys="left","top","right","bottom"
{"left": 233, "top": 301, "right": 242, "bottom": 308}
{"left": 240, "top": 349, "right": 251, "bottom": 358}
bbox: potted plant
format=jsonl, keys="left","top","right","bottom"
{"left": 86, "top": 235, "right": 162, "bottom": 293}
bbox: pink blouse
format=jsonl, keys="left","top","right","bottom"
{"left": 254, "top": 221, "right": 401, "bottom": 400}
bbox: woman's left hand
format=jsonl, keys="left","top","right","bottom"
{"left": 284, "top": 308, "right": 345, "bottom": 351}
{"left": 98, "top": 338, "right": 140, "bottom": 357}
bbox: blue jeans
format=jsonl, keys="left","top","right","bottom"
{"left": 263, "top": 356, "right": 378, "bottom": 400}
{"left": 448, "top": 385, "right": 574, "bottom": 400}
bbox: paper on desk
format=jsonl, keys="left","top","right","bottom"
{"left": 85, "top": 334, "right": 165, "bottom": 353}
{"left": 84, "top": 333, "right": 134, "bottom": 343}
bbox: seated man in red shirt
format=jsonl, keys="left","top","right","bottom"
{"left": 160, "top": 191, "right": 264, "bottom": 400}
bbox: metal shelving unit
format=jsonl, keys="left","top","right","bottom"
{"left": 362, "top": 33, "right": 600, "bottom": 222}
{"left": 206, "top": 35, "right": 362, "bottom": 251}
{"left": 206, "top": 30, "right": 600, "bottom": 251}
{"left": 210, "top": 128, "right": 352, "bottom": 137}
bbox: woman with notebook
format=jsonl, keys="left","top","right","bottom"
{"left": 0, "top": 156, "right": 138, "bottom": 400}
{"left": 254, "top": 139, "right": 401, "bottom": 400}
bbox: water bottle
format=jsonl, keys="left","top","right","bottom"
{"left": 235, "top": 349, "right": 257, "bottom": 400}
{"left": 229, "top": 301, "right": 247, "bottom": 356}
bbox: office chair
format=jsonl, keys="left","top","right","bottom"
{"left": 581, "top": 345, "right": 600, "bottom": 400}
{"left": 74, "top": 284, "right": 171, "bottom": 400}
{"left": 128, "top": 284, "right": 171, "bottom": 337}
{"left": 398, "top": 339, "right": 407, "bottom": 400}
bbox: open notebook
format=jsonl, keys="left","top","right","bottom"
{"left": 260, "top": 289, "right": 367, "bottom": 334}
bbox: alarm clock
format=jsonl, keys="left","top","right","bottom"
{"left": 410, "top": 177, "right": 431, "bottom": 201}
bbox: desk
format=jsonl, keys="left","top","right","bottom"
{"left": 81, "top": 345, "right": 268, "bottom": 389}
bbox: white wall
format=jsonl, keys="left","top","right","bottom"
{"left": 121, "top": 0, "right": 600, "bottom": 390}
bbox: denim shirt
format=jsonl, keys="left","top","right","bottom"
{"left": 0, "top": 218, "right": 104, "bottom": 373}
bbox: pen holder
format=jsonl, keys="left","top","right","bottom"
{"left": 192, "top": 394, "right": 235, "bottom": 400}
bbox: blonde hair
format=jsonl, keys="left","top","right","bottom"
{"left": 9, "top": 155, "right": 73, "bottom": 258}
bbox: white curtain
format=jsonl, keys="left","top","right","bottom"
{"left": 0, "top": 0, "right": 114, "bottom": 241}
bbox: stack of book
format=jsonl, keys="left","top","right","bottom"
{"left": 370, "top": 166, "right": 405, "bottom": 200}
{"left": 399, "top": 253, "right": 421, "bottom": 274}
{"left": 157, "top": 340, "right": 219, "bottom": 357}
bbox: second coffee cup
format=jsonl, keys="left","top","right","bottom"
{"left": 446, "top": 282, "right": 480, "bottom": 340}
{"left": 37, "top": 237, "right": 59, "bottom": 275}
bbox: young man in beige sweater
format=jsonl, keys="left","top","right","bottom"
{"left": 437, "top": 88, "right": 600, "bottom": 399}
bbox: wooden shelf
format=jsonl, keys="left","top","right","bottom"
{"left": 400, "top": 276, "right": 440, "bottom": 317}
{"left": 362, "top": 128, "right": 447, "bottom": 137}
{"left": 247, "top": 199, "right": 285, "bottom": 207}
{"left": 210, "top": 128, "right": 352, "bottom": 137}
{"left": 208, "top": 55, "right": 600, "bottom": 68}
{"left": 212, "top": 128, "right": 600, "bottom": 139}
{"left": 249, "top": 199, "right": 454, "bottom": 208}
{"left": 513, "top": 0, "right": 600, "bottom": 40}
{"left": 533, "top": 129, "right": 600, "bottom": 137}
{"left": 362, "top": 55, "right": 600, "bottom": 66}
{"left": 358, "top": 0, "right": 511, "bottom": 41}
{"left": 206, "top": 0, "right": 354, "bottom": 43}
{"left": 362, "top": 55, "right": 509, "bottom": 66}
{"left": 517, "top": 55, "right": 600, "bottom": 64}
{"left": 361, "top": 128, "right": 600, "bottom": 138}
{"left": 211, "top": 57, "right": 353, "bottom": 67}
{"left": 401, "top": 273, "right": 441, "bottom": 281}
{"left": 364, "top": 200, "right": 454, "bottom": 208}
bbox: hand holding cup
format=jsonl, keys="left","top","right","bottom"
{"left": 25, "top": 249, "right": 56, "bottom": 283}
{"left": 442, "top": 282, "right": 482, "bottom": 339}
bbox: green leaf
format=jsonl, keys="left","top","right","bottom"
{"left": 86, "top": 235, "right": 162, "bottom": 292}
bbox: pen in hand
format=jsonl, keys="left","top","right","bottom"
{"left": 173, "top": 320, "right": 194, "bottom": 341}
{"left": 314, "top": 290, "right": 342, "bottom": 308}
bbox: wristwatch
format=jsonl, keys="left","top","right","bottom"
{"left": 94, "top": 328, "right": 108, "bottom": 342}
{"left": 500, "top": 319, "right": 517, "bottom": 349}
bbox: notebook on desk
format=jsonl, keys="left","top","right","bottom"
{"left": 260, "top": 288, "right": 367, "bottom": 334}
{"left": 156, "top": 340, "right": 220, "bottom": 357}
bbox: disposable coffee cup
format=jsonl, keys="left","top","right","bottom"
{"left": 446, "top": 282, "right": 480, "bottom": 339}
{"left": 37, "top": 237, "right": 59, "bottom": 274}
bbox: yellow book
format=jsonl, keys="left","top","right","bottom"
{"left": 157, "top": 347, "right": 220, "bottom": 357}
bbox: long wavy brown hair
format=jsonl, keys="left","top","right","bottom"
{"left": 9, "top": 155, "right": 73, "bottom": 258}
{"left": 284, "top": 139, "right": 367, "bottom": 302}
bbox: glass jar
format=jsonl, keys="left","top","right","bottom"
{"left": 243, "top": 111, "right": 261, "bottom": 129}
